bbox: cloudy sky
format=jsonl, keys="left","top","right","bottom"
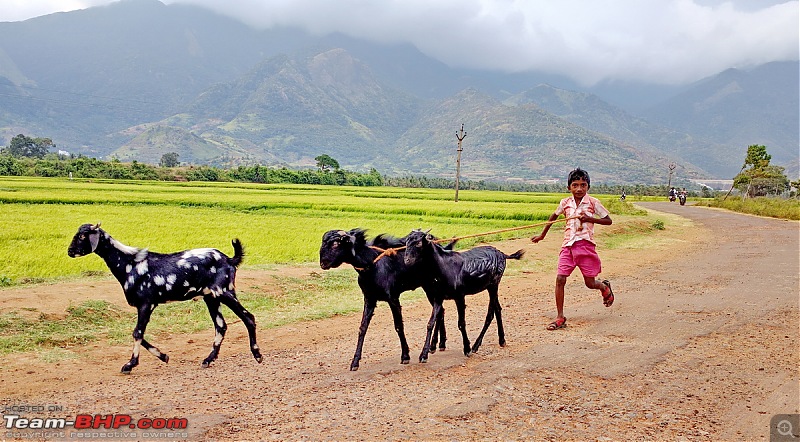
{"left": 1, "top": 0, "right": 797, "bottom": 86}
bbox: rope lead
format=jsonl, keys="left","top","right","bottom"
{"left": 370, "top": 215, "right": 580, "bottom": 264}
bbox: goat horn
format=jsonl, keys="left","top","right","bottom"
{"left": 92, "top": 222, "right": 102, "bottom": 230}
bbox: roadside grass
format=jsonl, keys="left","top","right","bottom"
{"left": 0, "top": 177, "right": 664, "bottom": 357}
{"left": 696, "top": 196, "right": 800, "bottom": 220}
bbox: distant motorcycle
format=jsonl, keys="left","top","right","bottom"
{"left": 669, "top": 194, "right": 676, "bottom": 202}
{"left": 678, "top": 193, "right": 687, "bottom": 206}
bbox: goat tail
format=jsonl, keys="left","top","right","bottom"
{"left": 229, "top": 239, "right": 245, "bottom": 268}
{"left": 506, "top": 249, "right": 525, "bottom": 260}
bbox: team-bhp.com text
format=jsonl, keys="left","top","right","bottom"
{"left": 4, "top": 414, "right": 189, "bottom": 439}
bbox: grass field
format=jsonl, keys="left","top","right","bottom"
{"left": 0, "top": 176, "right": 646, "bottom": 282}
{"left": 0, "top": 176, "right": 660, "bottom": 356}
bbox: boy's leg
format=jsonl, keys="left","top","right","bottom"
{"left": 582, "top": 276, "right": 606, "bottom": 291}
{"left": 582, "top": 276, "right": 613, "bottom": 306}
{"left": 547, "top": 274, "right": 568, "bottom": 330}
{"left": 572, "top": 240, "right": 615, "bottom": 307}
{"left": 555, "top": 275, "right": 567, "bottom": 319}
{"left": 547, "top": 247, "right": 575, "bottom": 330}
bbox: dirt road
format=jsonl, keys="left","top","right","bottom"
{"left": 1, "top": 203, "right": 798, "bottom": 441}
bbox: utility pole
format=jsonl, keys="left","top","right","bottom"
{"left": 667, "top": 163, "right": 676, "bottom": 189}
{"left": 454, "top": 124, "right": 467, "bottom": 202}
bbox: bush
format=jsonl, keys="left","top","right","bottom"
{"left": 0, "top": 155, "right": 23, "bottom": 176}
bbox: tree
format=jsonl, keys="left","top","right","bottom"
{"left": 160, "top": 152, "right": 180, "bottom": 168}
{"left": 4, "top": 134, "right": 54, "bottom": 158}
{"left": 314, "top": 154, "right": 340, "bottom": 172}
{"left": 732, "top": 144, "right": 789, "bottom": 197}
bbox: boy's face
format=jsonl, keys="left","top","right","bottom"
{"left": 569, "top": 178, "right": 589, "bottom": 198}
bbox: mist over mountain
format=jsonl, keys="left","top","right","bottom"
{"left": 0, "top": 0, "right": 796, "bottom": 184}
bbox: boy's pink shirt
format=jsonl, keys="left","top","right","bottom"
{"left": 554, "top": 195, "right": 610, "bottom": 248}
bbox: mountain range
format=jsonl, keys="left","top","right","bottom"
{"left": 0, "top": 0, "right": 797, "bottom": 184}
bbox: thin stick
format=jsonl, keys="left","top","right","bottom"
{"left": 371, "top": 215, "right": 580, "bottom": 263}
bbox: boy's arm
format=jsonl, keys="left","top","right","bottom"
{"left": 531, "top": 212, "right": 559, "bottom": 243}
{"left": 580, "top": 214, "right": 612, "bottom": 225}
{"left": 581, "top": 197, "right": 612, "bottom": 225}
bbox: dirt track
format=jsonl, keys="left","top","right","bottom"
{"left": 1, "top": 202, "right": 798, "bottom": 441}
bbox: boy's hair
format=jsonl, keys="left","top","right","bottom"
{"left": 567, "top": 168, "right": 590, "bottom": 187}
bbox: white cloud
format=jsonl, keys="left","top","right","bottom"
{"left": 2, "top": 0, "right": 797, "bottom": 85}
{"left": 0, "top": 0, "right": 112, "bottom": 22}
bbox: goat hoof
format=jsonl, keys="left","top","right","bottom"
{"left": 201, "top": 361, "right": 213, "bottom": 368}
{"left": 349, "top": 365, "right": 359, "bottom": 371}
{"left": 161, "top": 354, "right": 169, "bottom": 364}
{"left": 400, "top": 359, "right": 410, "bottom": 365}
{"left": 121, "top": 362, "right": 136, "bottom": 374}
{"left": 255, "top": 355, "right": 264, "bottom": 364}
{"left": 429, "top": 348, "right": 437, "bottom": 354}
{"left": 419, "top": 357, "right": 428, "bottom": 363}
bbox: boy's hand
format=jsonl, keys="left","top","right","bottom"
{"left": 531, "top": 234, "right": 545, "bottom": 243}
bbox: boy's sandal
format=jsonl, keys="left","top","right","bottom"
{"left": 602, "top": 280, "right": 614, "bottom": 307}
{"left": 547, "top": 317, "right": 567, "bottom": 330}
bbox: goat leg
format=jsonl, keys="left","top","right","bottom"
{"left": 430, "top": 305, "right": 447, "bottom": 353}
{"left": 387, "top": 298, "right": 410, "bottom": 365}
{"left": 351, "top": 301, "right": 376, "bottom": 371}
{"left": 141, "top": 338, "right": 169, "bottom": 364}
{"left": 122, "top": 304, "right": 160, "bottom": 373}
{"left": 471, "top": 301, "right": 495, "bottom": 354}
{"left": 419, "top": 303, "right": 443, "bottom": 363}
{"left": 202, "top": 298, "right": 227, "bottom": 368}
{"left": 454, "top": 297, "right": 472, "bottom": 356}
{"left": 494, "top": 296, "right": 506, "bottom": 347}
{"left": 220, "top": 295, "right": 264, "bottom": 364}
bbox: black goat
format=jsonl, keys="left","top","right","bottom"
{"left": 403, "top": 229, "right": 524, "bottom": 362}
{"left": 67, "top": 223, "right": 263, "bottom": 373}
{"left": 319, "top": 229, "right": 448, "bottom": 371}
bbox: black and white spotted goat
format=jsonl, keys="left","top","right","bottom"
{"left": 403, "top": 229, "right": 524, "bottom": 363}
{"left": 67, "top": 223, "right": 263, "bottom": 373}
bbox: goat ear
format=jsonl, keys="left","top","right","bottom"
{"left": 88, "top": 230, "right": 100, "bottom": 252}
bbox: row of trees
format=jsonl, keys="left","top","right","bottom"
{"left": 0, "top": 155, "right": 384, "bottom": 186}
{"left": 2, "top": 134, "right": 795, "bottom": 195}
{"left": 383, "top": 175, "right": 699, "bottom": 196}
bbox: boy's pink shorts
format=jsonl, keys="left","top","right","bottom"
{"left": 558, "top": 240, "right": 602, "bottom": 277}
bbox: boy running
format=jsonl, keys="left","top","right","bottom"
{"left": 531, "top": 168, "right": 614, "bottom": 330}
